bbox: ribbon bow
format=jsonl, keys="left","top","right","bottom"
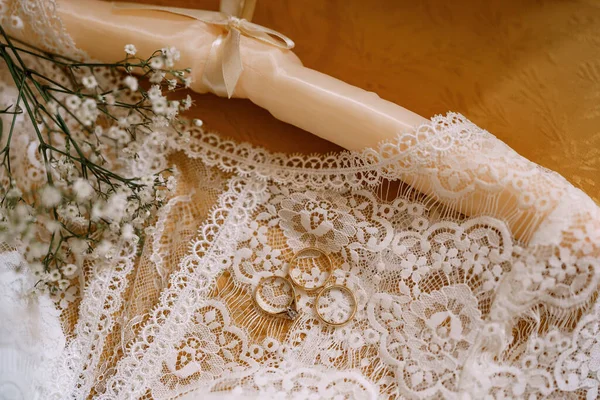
{"left": 113, "top": 2, "right": 295, "bottom": 98}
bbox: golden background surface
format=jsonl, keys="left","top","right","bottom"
{"left": 125, "top": 0, "right": 600, "bottom": 202}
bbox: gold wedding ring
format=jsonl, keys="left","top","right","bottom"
{"left": 287, "top": 247, "right": 333, "bottom": 291}
{"left": 253, "top": 275, "right": 299, "bottom": 320}
{"left": 314, "top": 284, "right": 357, "bottom": 327}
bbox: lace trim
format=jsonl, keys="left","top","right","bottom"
{"left": 175, "top": 112, "right": 483, "bottom": 191}
{"left": 98, "top": 176, "right": 261, "bottom": 398}
{"left": 176, "top": 112, "right": 600, "bottom": 250}
{"left": 4, "top": 0, "right": 86, "bottom": 59}
{"left": 46, "top": 240, "right": 138, "bottom": 399}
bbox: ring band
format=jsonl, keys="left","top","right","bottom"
{"left": 288, "top": 247, "right": 333, "bottom": 291}
{"left": 314, "top": 284, "right": 357, "bottom": 327}
{"left": 253, "top": 276, "right": 299, "bottom": 321}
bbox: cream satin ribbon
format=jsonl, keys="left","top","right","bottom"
{"left": 113, "top": 2, "right": 295, "bottom": 98}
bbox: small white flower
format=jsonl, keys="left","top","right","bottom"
{"left": 49, "top": 269, "right": 61, "bottom": 282}
{"left": 166, "top": 101, "right": 179, "bottom": 119}
{"left": 94, "top": 240, "right": 114, "bottom": 260}
{"left": 57, "top": 279, "right": 69, "bottom": 291}
{"left": 44, "top": 219, "right": 61, "bottom": 234}
{"left": 40, "top": 185, "right": 62, "bottom": 208}
{"left": 149, "top": 71, "right": 166, "bottom": 84}
{"left": 73, "top": 179, "right": 94, "bottom": 201}
{"left": 58, "top": 279, "right": 69, "bottom": 290}
{"left": 105, "top": 192, "right": 128, "bottom": 222}
{"left": 151, "top": 115, "right": 169, "bottom": 128}
{"left": 6, "top": 186, "right": 22, "bottom": 199}
{"left": 65, "top": 95, "right": 81, "bottom": 110}
{"left": 108, "top": 126, "right": 127, "bottom": 142}
{"left": 117, "top": 117, "right": 129, "bottom": 128}
{"left": 167, "top": 79, "right": 177, "bottom": 90}
{"left": 147, "top": 85, "right": 162, "bottom": 101}
{"left": 182, "top": 94, "right": 193, "bottom": 110}
{"left": 138, "top": 187, "right": 154, "bottom": 204}
{"left": 152, "top": 98, "right": 167, "bottom": 115}
{"left": 10, "top": 15, "right": 24, "bottom": 30}
{"left": 139, "top": 175, "right": 155, "bottom": 186}
{"left": 183, "top": 76, "right": 193, "bottom": 88}
{"left": 77, "top": 98, "right": 99, "bottom": 126}
{"left": 70, "top": 238, "right": 88, "bottom": 255}
{"left": 126, "top": 114, "right": 141, "bottom": 126}
{"left": 121, "top": 223, "right": 136, "bottom": 240}
{"left": 193, "top": 119, "right": 203, "bottom": 127}
{"left": 124, "top": 76, "right": 139, "bottom": 91}
{"left": 28, "top": 242, "right": 48, "bottom": 259}
{"left": 61, "top": 263, "right": 78, "bottom": 277}
{"left": 82, "top": 75, "right": 98, "bottom": 89}
{"left": 149, "top": 57, "right": 164, "bottom": 70}
{"left": 161, "top": 46, "right": 180, "bottom": 67}
{"left": 124, "top": 44, "right": 137, "bottom": 56}
{"left": 29, "top": 262, "right": 45, "bottom": 276}
{"left": 166, "top": 176, "right": 177, "bottom": 191}
{"left": 155, "top": 189, "right": 167, "bottom": 202}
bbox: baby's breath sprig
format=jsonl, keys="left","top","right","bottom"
{"left": 0, "top": 23, "right": 190, "bottom": 301}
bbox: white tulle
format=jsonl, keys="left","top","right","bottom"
{"left": 0, "top": 250, "right": 66, "bottom": 400}
{"left": 1, "top": 2, "right": 600, "bottom": 399}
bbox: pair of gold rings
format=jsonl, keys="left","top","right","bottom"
{"left": 253, "top": 247, "right": 357, "bottom": 327}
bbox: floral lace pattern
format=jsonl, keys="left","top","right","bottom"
{"left": 90, "top": 126, "right": 599, "bottom": 398}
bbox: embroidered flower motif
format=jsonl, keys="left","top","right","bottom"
{"left": 52, "top": 284, "right": 78, "bottom": 309}
{"left": 403, "top": 285, "right": 481, "bottom": 370}
{"left": 554, "top": 304, "right": 600, "bottom": 399}
{"left": 482, "top": 263, "right": 504, "bottom": 291}
{"left": 240, "top": 220, "right": 269, "bottom": 248}
{"left": 254, "top": 245, "right": 282, "bottom": 272}
{"left": 431, "top": 245, "right": 460, "bottom": 274}
{"left": 400, "top": 254, "right": 430, "bottom": 283}
{"left": 370, "top": 284, "right": 481, "bottom": 397}
{"left": 279, "top": 191, "right": 357, "bottom": 252}
{"left": 290, "top": 265, "right": 328, "bottom": 288}
{"left": 547, "top": 247, "right": 577, "bottom": 283}
{"left": 463, "top": 242, "right": 490, "bottom": 274}
{"left": 166, "top": 326, "right": 222, "bottom": 379}
{"left": 316, "top": 286, "right": 355, "bottom": 325}
{"left": 164, "top": 302, "right": 253, "bottom": 388}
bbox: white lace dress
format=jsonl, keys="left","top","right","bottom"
{"left": 1, "top": 2, "right": 600, "bottom": 400}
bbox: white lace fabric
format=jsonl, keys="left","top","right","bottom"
{"left": 1, "top": 2, "right": 600, "bottom": 399}
{"left": 91, "top": 116, "right": 599, "bottom": 400}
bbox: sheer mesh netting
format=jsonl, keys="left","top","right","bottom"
{"left": 1, "top": 2, "right": 600, "bottom": 400}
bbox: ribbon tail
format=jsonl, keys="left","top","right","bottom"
{"left": 202, "top": 34, "right": 229, "bottom": 97}
{"left": 221, "top": 29, "right": 243, "bottom": 98}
